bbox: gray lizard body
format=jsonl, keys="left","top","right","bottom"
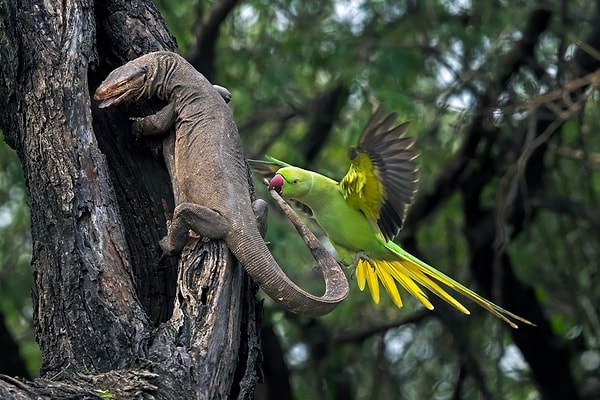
{"left": 94, "top": 51, "right": 349, "bottom": 316}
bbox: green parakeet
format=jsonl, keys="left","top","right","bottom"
{"left": 252, "top": 106, "right": 533, "bottom": 328}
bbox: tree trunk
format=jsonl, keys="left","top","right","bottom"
{"left": 0, "top": 0, "right": 261, "bottom": 398}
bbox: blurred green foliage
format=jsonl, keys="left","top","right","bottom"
{"left": 0, "top": 130, "right": 39, "bottom": 376}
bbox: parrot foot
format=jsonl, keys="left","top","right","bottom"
{"left": 352, "top": 252, "right": 377, "bottom": 271}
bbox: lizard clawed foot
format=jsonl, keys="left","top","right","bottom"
{"left": 252, "top": 199, "right": 269, "bottom": 239}
{"left": 213, "top": 85, "right": 232, "bottom": 103}
{"left": 130, "top": 117, "right": 148, "bottom": 140}
{"left": 159, "top": 235, "right": 180, "bottom": 256}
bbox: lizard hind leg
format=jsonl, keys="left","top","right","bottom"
{"left": 251, "top": 199, "right": 268, "bottom": 239}
{"left": 159, "top": 202, "right": 231, "bottom": 255}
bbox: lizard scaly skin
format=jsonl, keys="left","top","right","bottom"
{"left": 94, "top": 51, "right": 349, "bottom": 316}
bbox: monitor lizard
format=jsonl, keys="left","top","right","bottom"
{"left": 94, "top": 51, "right": 349, "bottom": 316}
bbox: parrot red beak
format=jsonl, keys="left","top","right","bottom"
{"left": 268, "top": 174, "right": 284, "bottom": 193}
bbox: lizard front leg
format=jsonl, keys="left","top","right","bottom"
{"left": 131, "top": 102, "right": 177, "bottom": 138}
{"left": 131, "top": 84, "right": 230, "bottom": 137}
{"left": 160, "top": 202, "right": 230, "bottom": 255}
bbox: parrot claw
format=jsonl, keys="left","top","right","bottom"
{"left": 352, "top": 252, "right": 377, "bottom": 271}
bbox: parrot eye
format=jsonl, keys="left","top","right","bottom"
{"left": 292, "top": 179, "right": 298, "bottom": 185}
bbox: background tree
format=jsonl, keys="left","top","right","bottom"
{"left": 1, "top": 0, "right": 600, "bottom": 399}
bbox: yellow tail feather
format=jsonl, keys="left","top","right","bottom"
{"left": 381, "top": 260, "right": 433, "bottom": 310}
{"left": 355, "top": 247, "right": 535, "bottom": 329}
{"left": 375, "top": 262, "right": 403, "bottom": 308}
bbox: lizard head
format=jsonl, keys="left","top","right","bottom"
{"left": 94, "top": 64, "right": 148, "bottom": 108}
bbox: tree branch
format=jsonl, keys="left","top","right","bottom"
{"left": 302, "top": 85, "right": 350, "bottom": 164}
{"left": 333, "top": 309, "right": 430, "bottom": 344}
{"left": 530, "top": 195, "right": 600, "bottom": 227}
{"left": 186, "top": 0, "right": 240, "bottom": 81}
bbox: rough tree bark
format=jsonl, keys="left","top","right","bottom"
{"left": 0, "top": 0, "right": 261, "bottom": 398}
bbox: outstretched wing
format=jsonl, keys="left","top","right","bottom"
{"left": 339, "top": 105, "right": 419, "bottom": 241}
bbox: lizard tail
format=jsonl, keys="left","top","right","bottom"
{"left": 228, "top": 190, "right": 349, "bottom": 317}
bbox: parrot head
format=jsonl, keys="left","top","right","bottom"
{"left": 268, "top": 167, "right": 313, "bottom": 199}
